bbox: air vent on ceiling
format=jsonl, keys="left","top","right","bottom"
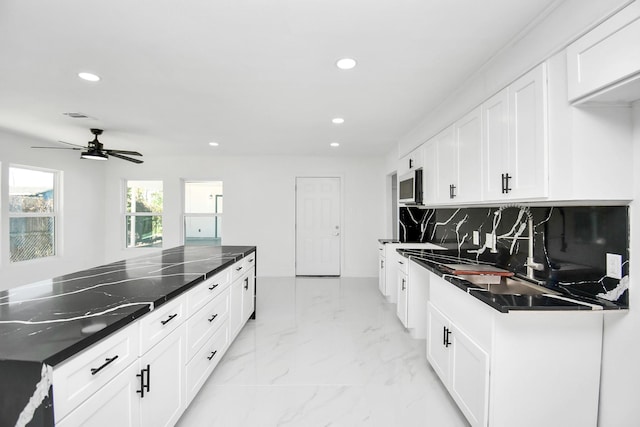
{"left": 63, "top": 112, "right": 90, "bottom": 118}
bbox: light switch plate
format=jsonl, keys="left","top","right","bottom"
{"left": 473, "top": 231, "right": 480, "bottom": 245}
{"left": 606, "top": 253, "right": 623, "bottom": 279}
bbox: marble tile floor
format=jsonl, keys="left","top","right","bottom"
{"left": 176, "top": 277, "right": 469, "bottom": 427}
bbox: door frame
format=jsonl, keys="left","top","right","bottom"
{"left": 294, "top": 176, "right": 344, "bottom": 276}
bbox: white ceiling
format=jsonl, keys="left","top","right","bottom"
{"left": 0, "top": 0, "right": 560, "bottom": 159}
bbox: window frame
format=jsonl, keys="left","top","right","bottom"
{"left": 123, "top": 179, "right": 164, "bottom": 249}
{"left": 182, "top": 179, "right": 223, "bottom": 246}
{"left": 8, "top": 164, "right": 61, "bottom": 263}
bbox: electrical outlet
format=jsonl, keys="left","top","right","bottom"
{"left": 486, "top": 233, "right": 496, "bottom": 251}
{"left": 606, "top": 253, "right": 623, "bottom": 279}
{"left": 473, "top": 231, "right": 480, "bottom": 245}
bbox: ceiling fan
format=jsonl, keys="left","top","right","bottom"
{"left": 32, "top": 128, "right": 143, "bottom": 164}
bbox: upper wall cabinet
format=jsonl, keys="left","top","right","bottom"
{"left": 398, "top": 145, "right": 424, "bottom": 176}
{"left": 482, "top": 64, "right": 548, "bottom": 202}
{"left": 567, "top": 2, "right": 640, "bottom": 104}
{"left": 425, "top": 107, "right": 482, "bottom": 205}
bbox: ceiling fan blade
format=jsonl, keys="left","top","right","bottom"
{"left": 104, "top": 149, "right": 143, "bottom": 156}
{"left": 57, "top": 140, "right": 86, "bottom": 148}
{"left": 32, "top": 146, "right": 82, "bottom": 150}
{"left": 109, "top": 152, "right": 144, "bottom": 164}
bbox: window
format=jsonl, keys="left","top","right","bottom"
{"left": 183, "top": 181, "right": 222, "bottom": 246}
{"left": 8, "top": 166, "right": 58, "bottom": 262}
{"left": 125, "top": 180, "right": 163, "bottom": 248}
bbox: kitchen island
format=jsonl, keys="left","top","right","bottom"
{"left": 0, "top": 245, "right": 256, "bottom": 427}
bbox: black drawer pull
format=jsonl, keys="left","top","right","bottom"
{"left": 244, "top": 277, "right": 249, "bottom": 290}
{"left": 207, "top": 350, "right": 218, "bottom": 361}
{"left": 208, "top": 283, "right": 219, "bottom": 291}
{"left": 208, "top": 314, "right": 218, "bottom": 322}
{"left": 398, "top": 261, "right": 404, "bottom": 265}
{"left": 236, "top": 266, "right": 243, "bottom": 271}
{"left": 90, "top": 355, "right": 119, "bottom": 375}
{"left": 249, "top": 258, "right": 254, "bottom": 262}
{"left": 401, "top": 278, "right": 406, "bottom": 291}
{"left": 160, "top": 313, "right": 178, "bottom": 325}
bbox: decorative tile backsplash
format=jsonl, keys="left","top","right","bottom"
{"left": 399, "top": 205, "right": 629, "bottom": 308}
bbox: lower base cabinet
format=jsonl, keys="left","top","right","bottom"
{"left": 139, "top": 324, "right": 186, "bottom": 427}
{"left": 56, "top": 362, "right": 141, "bottom": 427}
{"left": 426, "top": 272, "right": 603, "bottom": 427}
{"left": 54, "top": 254, "right": 256, "bottom": 427}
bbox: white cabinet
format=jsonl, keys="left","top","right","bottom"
{"left": 377, "top": 243, "right": 386, "bottom": 295}
{"left": 426, "top": 107, "right": 482, "bottom": 205}
{"left": 426, "top": 272, "right": 603, "bottom": 427}
{"left": 139, "top": 324, "right": 186, "bottom": 427}
{"left": 56, "top": 362, "right": 141, "bottom": 427}
{"left": 54, "top": 251, "right": 257, "bottom": 427}
{"left": 427, "top": 302, "right": 489, "bottom": 427}
{"left": 396, "top": 261, "right": 408, "bottom": 327}
{"left": 398, "top": 145, "right": 424, "bottom": 176}
{"left": 483, "top": 64, "right": 548, "bottom": 201}
{"left": 567, "top": 1, "right": 640, "bottom": 104}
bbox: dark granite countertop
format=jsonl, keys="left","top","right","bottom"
{"left": 0, "top": 245, "right": 256, "bottom": 366}
{"left": 397, "top": 248, "right": 616, "bottom": 313}
{"left": 378, "top": 239, "right": 401, "bottom": 244}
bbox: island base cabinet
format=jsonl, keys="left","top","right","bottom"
{"left": 56, "top": 362, "right": 141, "bottom": 427}
{"left": 139, "top": 323, "right": 186, "bottom": 427}
{"left": 242, "top": 270, "right": 256, "bottom": 324}
{"left": 185, "top": 323, "right": 229, "bottom": 405}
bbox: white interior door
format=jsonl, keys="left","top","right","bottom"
{"left": 295, "top": 177, "right": 341, "bottom": 276}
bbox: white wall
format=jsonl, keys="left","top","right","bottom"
{"left": 103, "top": 154, "right": 385, "bottom": 277}
{"left": 0, "top": 129, "right": 107, "bottom": 290}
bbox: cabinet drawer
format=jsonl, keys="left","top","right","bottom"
{"left": 139, "top": 296, "right": 184, "bottom": 354}
{"left": 231, "top": 254, "right": 256, "bottom": 282}
{"left": 53, "top": 322, "right": 140, "bottom": 423}
{"left": 185, "top": 289, "right": 230, "bottom": 362}
{"left": 186, "top": 269, "right": 231, "bottom": 318}
{"left": 185, "top": 323, "right": 229, "bottom": 405}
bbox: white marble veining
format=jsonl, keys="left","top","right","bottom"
{"left": 177, "top": 277, "right": 468, "bottom": 427}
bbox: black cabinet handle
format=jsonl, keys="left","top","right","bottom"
{"left": 449, "top": 184, "right": 456, "bottom": 199}
{"left": 208, "top": 314, "right": 218, "bottom": 322}
{"left": 401, "top": 278, "right": 406, "bottom": 291}
{"left": 445, "top": 328, "right": 452, "bottom": 348}
{"left": 208, "top": 283, "right": 219, "bottom": 291}
{"left": 409, "top": 158, "right": 413, "bottom": 169}
{"left": 160, "top": 313, "right": 178, "bottom": 325}
{"left": 249, "top": 258, "right": 254, "bottom": 263}
{"left": 381, "top": 260, "right": 384, "bottom": 269}
{"left": 236, "top": 266, "right": 243, "bottom": 272}
{"left": 90, "top": 355, "right": 119, "bottom": 375}
{"left": 244, "top": 277, "right": 249, "bottom": 290}
{"left": 207, "top": 350, "right": 218, "bottom": 361}
{"left": 398, "top": 261, "right": 404, "bottom": 265}
{"left": 443, "top": 326, "right": 447, "bottom": 346}
{"left": 502, "top": 173, "right": 512, "bottom": 194}
{"left": 136, "top": 364, "right": 150, "bottom": 398}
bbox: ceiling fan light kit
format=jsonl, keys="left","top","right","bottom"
{"left": 32, "top": 128, "right": 144, "bottom": 164}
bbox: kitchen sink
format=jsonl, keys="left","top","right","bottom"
{"left": 456, "top": 275, "right": 559, "bottom": 296}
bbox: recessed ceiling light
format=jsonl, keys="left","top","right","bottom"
{"left": 208, "top": 142, "right": 219, "bottom": 147}
{"left": 330, "top": 142, "right": 340, "bottom": 147}
{"left": 78, "top": 72, "right": 100, "bottom": 82}
{"left": 336, "top": 58, "right": 357, "bottom": 70}
{"left": 332, "top": 118, "right": 345, "bottom": 124}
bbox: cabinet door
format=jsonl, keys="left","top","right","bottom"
{"left": 455, "top": 107, "right": 482, "bottom": 202}
{"left": 396, "top": 270, "right": 408, "bottom": 327}
{"left": 56, "top": 362, "right": 140, "bottom": 427}
{"left": 422, "top": 140, "right": 438, "bottom": 205}
{"left": 228, "top": 278, "right": 244, "bottom": 340}
{"left": 508, "top": 64, "right": 548, "bottom": 200}
{"left": 482, "top": 88, "right": 510, "bottom": 201}
{"left": 450, "top": 325, "right": 489, "bottom": 427}
{"left": 433, "top": 126, "right": 457, "bottom": 203}
{"left": 242, "top": 269, "right": 256, "bottom": 324}
{"left": 378, "top": 250, "right": 386, "bottom": 295}
{"left": 139, "top": 324, "right": 186, "bottom": 427}
{"left": 426, "top": 303, "right": 450, "bottom": 384}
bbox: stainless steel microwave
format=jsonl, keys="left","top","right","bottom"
{"left": 399, "top": 169, "right": 423, "bottom": 205}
